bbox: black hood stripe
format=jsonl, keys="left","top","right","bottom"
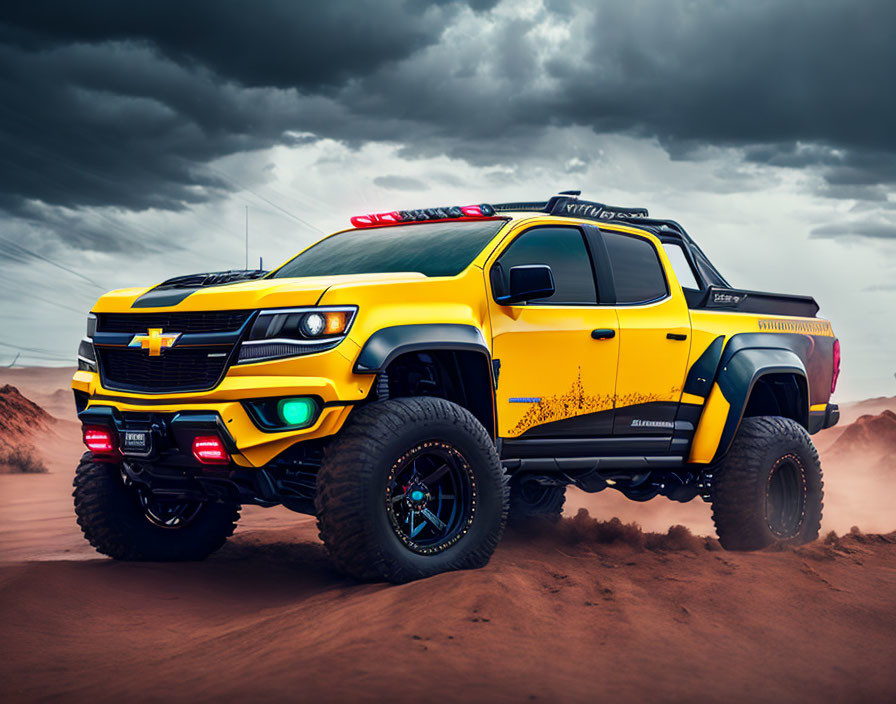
{"left": 131, "top": 287, "right": 200, "bottom": 308}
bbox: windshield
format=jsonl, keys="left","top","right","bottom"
{"left": 270, "top": 220, "right": 506, "bottom": 279}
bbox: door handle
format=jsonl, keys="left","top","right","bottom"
{"left": 667, "top": 333, "right": 688, "bottom": 341}
{"left": 591, "top": 328, "right": 616, "bottom": 340}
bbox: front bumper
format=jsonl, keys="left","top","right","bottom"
{"left": 72, "top": 346, "right": 369, "bottom": 466}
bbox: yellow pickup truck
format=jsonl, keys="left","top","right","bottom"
{"left": 72, "top": 191, "right": 840, "bottom": 582}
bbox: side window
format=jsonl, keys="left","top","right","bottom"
{"left": 603, "top": 232, "right": 668, "bottom": 304}
{"left": 661, "top": 243, "right": 701, "bottom": 290}
{"left": 493, "top": 227, "right": 597, "bottom": 304}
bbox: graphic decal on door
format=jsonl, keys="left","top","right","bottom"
{"left": 614, "top": 388, "right": 682, "bottom": 410}
{"left": 509, "top": 370, "right": 682, "bottom": 437}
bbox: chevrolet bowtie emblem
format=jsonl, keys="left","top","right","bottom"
{"left": 128, "top": 328, "right": 182, "bottom": 356}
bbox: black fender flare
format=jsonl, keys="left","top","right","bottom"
{"left": 712, "top": 343, "right": 808, "bottom": 462}
{"left": 353, "top": 323, "right": 493, "bottom": 375}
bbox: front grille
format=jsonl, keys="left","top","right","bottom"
{"left": 97, "top": 347, "right": 231, "bottom": 393}
{"left": 96, "top": 310, "right": 251, "bottom": 334}
{"left": 94, "top": 310, "right": 252, "bottom": 392}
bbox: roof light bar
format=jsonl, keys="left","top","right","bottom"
{"left": 349, "top": 194, "right": 652, "bottom": 229}
{"left": 351, "top": 203, "right": 497, "bottom": 228}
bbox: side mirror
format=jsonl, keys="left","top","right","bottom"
{"left": 496, "top": 264, "right": 555, "bottom": 305}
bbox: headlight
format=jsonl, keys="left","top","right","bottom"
{"left": 300, "top": 312, "right": 326, "bottom": 337}
{"left": 237, "top": 306, "right": 356, "bottom": 364}
{"left": 78, "top": 337, "right": 97, "bottom": 372}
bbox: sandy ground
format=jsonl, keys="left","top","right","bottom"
{"left": 1, "top": 368, "right": 894, "bottom": 703}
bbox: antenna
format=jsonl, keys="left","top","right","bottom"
{"left": 245, "top": 205, "right": 249, "bottom": 270}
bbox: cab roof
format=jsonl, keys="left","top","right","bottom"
{"left": 350, "top": 191, "right": 730, "bottom": 289}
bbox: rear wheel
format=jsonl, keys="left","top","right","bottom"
{"left": 315, "top": 397, "right": 508, "bottom": 583}
{"left": 73, "top": 454, "right": 240, "bottom": 561}
{"left": 711, "top": 416, "right": 823, "bottom": 550}
{"left": 508, "top": 476, "right": 566, "bottom": 526}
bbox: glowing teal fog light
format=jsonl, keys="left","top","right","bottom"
{"left": 277, "top": 397, "right": 316, "bottom": 427}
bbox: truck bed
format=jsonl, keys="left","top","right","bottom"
{"left": 684, "top": 285, "right": 820, "bottom": 318}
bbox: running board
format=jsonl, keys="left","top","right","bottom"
{"left": 502, "top": 456, "right": 685, "bottom": 473}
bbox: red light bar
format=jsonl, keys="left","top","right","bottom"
{"left": 83, "top": 425, "right": 117, "bottom": 455}
{"left": 351, "top": 203, "right": 497, "bottom": 228}
{"left": 192, "top": 435, "right": 231, "bottom": 465}
{"left": 350, "top": 211, "right": 402, "bottom": 228}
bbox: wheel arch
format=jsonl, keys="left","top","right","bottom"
{"left": 354, "top": 324, "right": 496, "bottom": 438}
{"left": 691, "top": 342, "right": 809, "bottom": 464}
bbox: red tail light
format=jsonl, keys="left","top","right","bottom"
{"left": 831, "top": 338, "right": 841, "bottom": 394}
{"left": 192, "top": 436, "right": 230, "bottom": 465}
{"left": 83, "top": 425, "right": 117, "bottom": 455}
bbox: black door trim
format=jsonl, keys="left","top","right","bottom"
{"left": 581, "top": 224, "right": 617, "bottom": 305}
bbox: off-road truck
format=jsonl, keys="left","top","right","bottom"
{"left": 72, "top": 192, "right": 841, "bottom": 582}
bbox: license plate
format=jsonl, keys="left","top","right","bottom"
{"left": 121, "top": 430, "right": 149, "bottom": 453}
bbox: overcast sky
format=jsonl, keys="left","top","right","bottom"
{"left": 0, "top": 0, "right": 894, "bottom": 401}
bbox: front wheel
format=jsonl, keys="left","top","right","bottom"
{"left": 711, "top": 416, "right": 823, "bottom": 550}
{"left": 73, "top": 454, "right": 240, "bottom": 560}
{"left": 315, "top": 397, "right": 509, "bottom": 583}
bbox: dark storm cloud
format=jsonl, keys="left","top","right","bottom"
{"left": 0, "top": 1, "right": 485, "bottom": 90}
{"left": 0, "top": 0, "right": 893, "bottom": 237}
{"left": 556, "top": 1, "right": 895, "bottom": 156}
{"left": 745, "top": 143, "right": 896, "bottom": 201}
{"left": 428, "top": 0, "right": 896, "bottom": 177}
{"left": 0, "top": 41, "right": 254, "bottom": 212}
{"left": 310, "top": 0, "right": 896, "bottom": 209}
{"left": 0, "top": 1, "right": 481, "bottom": 212}
{"left": 811, "top": 221, "right": 896, "bottom": 241}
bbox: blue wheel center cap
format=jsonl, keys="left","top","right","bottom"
{"left": 405, "top": 484, "right": 430, "bottom": 509}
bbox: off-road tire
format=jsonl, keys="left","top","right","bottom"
{"left": 508, "top": 478, "right": 565, "bottom": 527}
{"left": 73, "top": 453, "right": 240, "bottom": 561}
{"left": 711, "top": 416, "right": 823, "bottom": 550}
{"left": 315, "top": 397, "right": 509, "bottom": 583}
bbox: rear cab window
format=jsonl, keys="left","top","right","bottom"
{"left": 603, "top": 232, "right": 668, "bottom": 304}
{"left": 661, "top": 242, "right": 701, "bottom": 291}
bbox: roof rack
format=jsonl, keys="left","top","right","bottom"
{"left": 492, "top": 192, "right": 649, "bottom": 223}
{"left": 494, "top": 192, "right": 730, "bottom": 289}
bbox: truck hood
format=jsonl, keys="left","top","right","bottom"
{"left": 91, "top": 272, "right": 429, "bottom": 313}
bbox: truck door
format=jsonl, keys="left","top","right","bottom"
{"left": 486, "top": 225, "right": 619, "bottom": 442}
{"left": 596, "top": 228, "right": 692, "bottom": 443}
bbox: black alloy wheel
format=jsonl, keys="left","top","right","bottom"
{"left": 315, "top": 397, "right": 509, "bottom": 583}
{"left": 711, "top": 416, "right": 822, "bottom": 550}
{"left": 765, "top": 454, "right": 806, "bottom": 538}
{"left": 385, "top": 441, "right": 476, "bottom": 555}
{"left": 73, "top": 453, "right": 241, "bottom": 561}
{"left": 137, "top": 490, "right": 204, "bottom": 529}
